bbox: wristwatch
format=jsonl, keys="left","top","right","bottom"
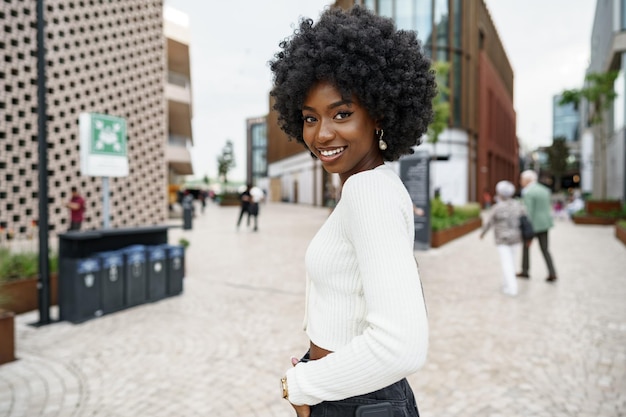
{"left": 280, "top": 376, "right": 289, "bottom": 399}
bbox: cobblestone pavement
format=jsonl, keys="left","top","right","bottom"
{"left": 0, "top": 202, "right": 625, "bottom": 417}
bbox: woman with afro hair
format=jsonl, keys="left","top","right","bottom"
{"left": 272, "top": 5, "right": 436, "bottom": 417}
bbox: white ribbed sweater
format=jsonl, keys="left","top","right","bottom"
{"left": 285, "top": 165, "right": 429, "bottom": 406}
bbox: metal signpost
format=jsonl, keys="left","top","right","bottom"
{"left": 35, "top": 0, "right": 50, "bottom": 326}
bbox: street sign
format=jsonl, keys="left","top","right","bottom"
{"left": 79, "top": 113, "right": 129, "bottom": 177}
{"left": 400, "top": 151, "right": 431, "bottom": 250}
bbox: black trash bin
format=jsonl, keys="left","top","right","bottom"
{"left": 59, "top": 257, "right": 103, "bottom": 323}
{"left": 162, "top": 244, "right": 185, "bottom": 296}
{"left": 146, "top": 245, "right": 167, "bottom": 301}
{"left": 120, "top": 245, "right": 147, "bottom": 307}
{"left": 97, "top": 249, "right": 125, "bottom": 314}
{"left": 182, "top": 194, "right": 193, "bottom": 230}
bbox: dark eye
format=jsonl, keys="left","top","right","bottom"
{"left": 302, "top": 115, "right": 317, "bottom": 123}
{"left": 335, "top": 111, "right": 353, "bottom": 120}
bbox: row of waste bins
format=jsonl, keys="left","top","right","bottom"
{"left": 59, "top": 244, "right": 185, "bottom": 324}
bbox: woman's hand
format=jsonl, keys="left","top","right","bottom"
{"left": 288, "top": 357, "right": 311, "bottom": 417}
{"left": 291, "top": 404, "right": 311, "bottom": 417}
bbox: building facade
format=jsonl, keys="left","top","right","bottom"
{"left": 265, "top": 0, "right": 517, "bottom": 207}
{"left": 550, "top": 94, "right": 582, "bottom": 190}
{"left": 553, "top": 94, "right": 580, "bottom": 143}
{"left": 581, "top": 0, "right": 626, "bottom": 200}
{"left": 164, "top": 6, "right": 194, "bottom": 208}
{"left": 0, "top": 0, "right": 187, "bottom": 240}
{"left": 245, "top": 116, "right": 268, "bottom": 188}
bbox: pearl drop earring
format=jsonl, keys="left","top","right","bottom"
{"left": 378, "top": 129, "right": 387, "bottom": 151}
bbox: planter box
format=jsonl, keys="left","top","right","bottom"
{"left": 585, "top": 200, "right": 622, "bottom": 214}
{"left": 0, "top": 309, "right": 16, "bottom": 365}
{"left": 218, "top": 194, "right": 241, "bottom": 206}
{"left": 0, "top": 274, "right": 58, "bottom": 315}
{"left": 616, "top": 224, "right": 626, "bottom": 246}
{"left": 572, "top": 216, "right": 618, "bottom": 225}
{"left": 431, "top": 217, "right": 482, "bottom": 248}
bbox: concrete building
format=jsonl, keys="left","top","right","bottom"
{"left": 264, "top": 0, "right": 517, "bottom": 207}
{"left": 0, "top": 1, "right": 192, "bottom": 240}
{"left": 581, "top": 0, "right": 626, "bottom": 200}
{"left": 164, "top": 6, "right": 195, "bottom": 208}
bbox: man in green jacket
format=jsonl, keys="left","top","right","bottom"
{"left": 517, "top": 170, "right": 558, "bottom": 282}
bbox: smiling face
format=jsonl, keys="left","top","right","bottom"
{"left": 302, "top": 81, "right": 383, "bottom": 184}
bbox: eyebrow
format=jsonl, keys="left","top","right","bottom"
{"left": 302, "top": 99, "right": 353, "bottom": 112}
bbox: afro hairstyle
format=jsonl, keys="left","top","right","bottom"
{"left": 269, "top": 5, "right": 437, "bottom": 162}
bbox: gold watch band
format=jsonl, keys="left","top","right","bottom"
{"left": 281, "top": 376, "right": 289, "bottom": 399}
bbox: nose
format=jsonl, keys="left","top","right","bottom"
{"left": 317, "top": 118, "right": 334, "bottom": 144}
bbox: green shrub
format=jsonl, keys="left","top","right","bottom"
{"left": 0, "top": 249, "right": 58, "bottom": 282}
{"left": 430, "top": 197, "right": 450, "bottom": 219}
{"left": 618, "top": 220, "right": 626, "bottom": 229}
{"left": 430, "top": 217, "right": 450, "bottom": 231}
{"left": 430, "top": 199, "right": 481, "bottom": 231}
{"left": 0, "top": 250, "right": 37, "bottom": 281}
{"left": 453, "top": 202, "right": 481, "bottom": 220}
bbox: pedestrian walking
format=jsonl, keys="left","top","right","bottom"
{"left": 66, "top": 186, "right": 86, "bottom": 231}
{"left": 248, "top": 185, "right": 264, "bottom": 232}
{"left": 270, "top": 5, "right": 435, "bottom": 416}
{"left": 479, "top": 180, "right": 526, "bottom": 296}
{"left": 236, "top": 184, "right": 251, "bottom": 230}
{"left": 199, "top": 190, "right": 207, "bottom": 214}
{"left": 517, "top": 170, "right": 558, "bottom": 282}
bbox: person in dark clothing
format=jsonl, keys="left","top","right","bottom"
{"left": 66, "top": 186, "right": 85, "bottom": 231}
{"left": 517, "top": 170, "right": 558, "bottom": 282}
{"left": 236, "top": 184, "right": 252, "bottom": 230}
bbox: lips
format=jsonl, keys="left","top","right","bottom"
{"left": 318, "top": 147, "right": 345, "bottom": 159}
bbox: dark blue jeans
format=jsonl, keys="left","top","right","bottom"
{"left": 309, "top": 378, "right": 420, "bottom": 417}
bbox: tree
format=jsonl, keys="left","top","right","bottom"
{"left": 217, "top": 139, "right": 236, "bottom": 185}
{"left": 546, "top": 136, "right": 569, "bottom": 192}
{"left": 426, "top": 61, "right": 451, "bottom": 197}
{"left": 559, "top": 70, "right": 619, "bottom": 199}
{"left": 427, "top": 61, "right": 451, "bottom": 146}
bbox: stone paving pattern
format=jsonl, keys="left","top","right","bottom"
{"left": 0, "top": 202, "right": 625, "bottom": 417}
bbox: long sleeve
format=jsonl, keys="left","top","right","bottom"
{"left": 285, "top": 166, "right": 429, "bottom": 406}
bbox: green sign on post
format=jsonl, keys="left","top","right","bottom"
{"left": 80, "top": 113, "right": 129, "bottom": 177}
{"left": 90, "top": 115, "right": 127, "bottom": 157}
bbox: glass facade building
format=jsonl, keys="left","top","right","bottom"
{"left": 552, "top": 95, "right": 580, "bottom": 143}
{"left": 246, "top": 117, "right": 268, "bottom": 186}
{"left": 265, "top": 0, "right": 517, "bottom": 207}
{"left": 363, "top": 0, "right": 462, "bottom": 125}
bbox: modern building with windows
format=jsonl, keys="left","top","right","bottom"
{"left": 246, "top": 116, "right": 268, "bottom": 188}
{"left": 0, "top": 1, "right": 192, "bottom": 239}
{"left": 553, "top": 94, "right": 580, "bottom": 143}
{"left": 164, "top": 7, "right": 195, "bottom": 209}
{"left": 550, "top": 94, "right": 581, "bottom": 190}
{"left": 265, "top": 0, "right": 517, "bottom": 207}
{"left": 578, "top": 0, "right": 626, "bottom": 199}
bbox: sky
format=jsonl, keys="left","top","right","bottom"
{"left": 164, "top": 0, "right": 597, "bottom": 182}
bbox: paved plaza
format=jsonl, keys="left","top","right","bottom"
{"left": 1, "top": 201, "right": 625, "bottom": 417}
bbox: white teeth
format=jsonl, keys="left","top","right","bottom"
{"left": 319, "top": 147, "right": 345, "bottom": 157}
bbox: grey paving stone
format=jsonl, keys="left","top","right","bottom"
{"left": 1, "top": 203, "right": 624, "bottom": 417}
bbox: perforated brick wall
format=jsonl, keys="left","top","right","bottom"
{"left": 0, "top": 0, "right": 167, "bottom": 239}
